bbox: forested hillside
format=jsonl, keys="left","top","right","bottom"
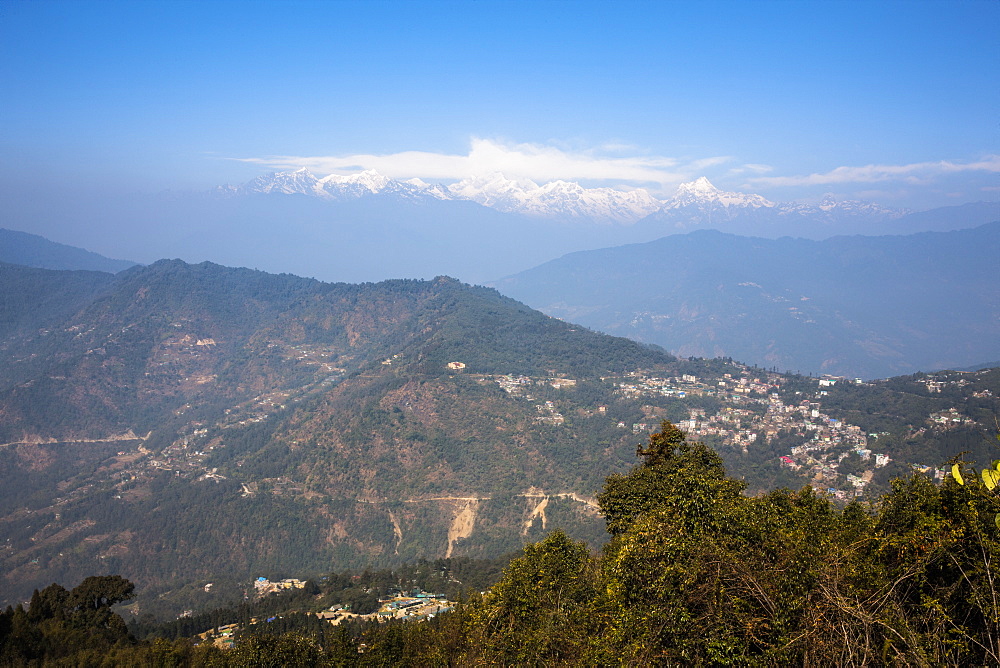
{"left": 4, "top": 424, "right": 997, "bottom": 665}
{"left": 1, "top": 259, "right": 998, "bottom": 621}
{"left": 0, "top": 260, "right": 679, "bottom": 608}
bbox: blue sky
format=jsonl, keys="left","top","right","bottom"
{"left": 1, "top": 0, "right": 998, "bottom": 210}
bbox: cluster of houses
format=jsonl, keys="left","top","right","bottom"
{"left": 478, "top": 373, "right": 580, "bottom": 424}
{"left": 373, "top": 590, "right": 455, "bottom": 622}
{"left": 253, "top": 576, "right": 307, "bottom": 596}
{"left": 198, "top": 623, "right": 239, "bottom": 649}
{"left": 475, "top": 367, "right": 906, "bottom": 497}
{"left": 536, "top": 400, "right": 565, "bottom": 425}
{"left": 921, "top": 374, "right": 972, "bottom": 394}
{"left": 484, "top": 373, "right": 576, "bottom": 397}
{"left": 612, "top": 370, "right": 891, "bottom": 497}
{"left": 474, "top": 367, "right": 898, "bottom": 496}
{"left": 928, "top": 407, "right": 976, "bottom": 427}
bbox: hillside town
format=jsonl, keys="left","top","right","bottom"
{"left": 617, "top": 370, "right": 892, "bottom": 498}
{"left": 475, "top": 366, "right": 915, "bottom": 499}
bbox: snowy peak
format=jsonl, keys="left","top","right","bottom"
{"left": 237, "top": 168, "right": 322, "bottom": 196}
{"left": 664, "top": 178, "right": 775, "bottom": 210}
{"left": 233, "top": 168, "right": 452, "bottom": 201}
{"left": 782, "top": 196, "right": 907, "bottom": 220}
{"left": 677, "top": 176, "right": 719, "bottom": 195}
{"left": 449, "top": 172, "right": 659, "bottom": 222}
{"left": 448, "top": 172, "right": 538, "bottom": 212}
{"left": 319, "top": 169, "right": 393, "bottom": 195}
{"left": 449, "top": 173, "right": 538, "bottom": 201}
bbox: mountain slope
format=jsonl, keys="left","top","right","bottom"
{"left": 493, "top": 222, "right": 1000, "bottom": 379}
{"left": 0, "top": 260, "right": 679, "bottom": 605}
{"left": 0, "top": 260, "right": 672, "bottom": 442}
{"left": 880, "top": 201, "right": 1000, "bottom": 235}
{"left": 0, "top": 227, "right": 136, "bottom": 273}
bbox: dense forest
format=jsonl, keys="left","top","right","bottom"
{"left": 3, "top": 422, "right": 997, "bottom": 666}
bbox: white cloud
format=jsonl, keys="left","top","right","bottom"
{"left": 234, "top": 138, "right": 730, "bottom": 189}
{"left": 727, "top": 163, "right": 773, "bottom": 176}
{"left": 748, "top": 156, "right": 1000, "bottom": 187}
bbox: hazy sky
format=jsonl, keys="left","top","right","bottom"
{"left": 1, "top": 0, "right": 998, "bottom": 210}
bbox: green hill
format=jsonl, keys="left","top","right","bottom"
{"left": 0, "top": 260, "right": 678, "bottom": 607}
{"left": 1, "top": 259, "right": 997, "bottom": 619}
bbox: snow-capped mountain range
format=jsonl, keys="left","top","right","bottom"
{"left": 220, "top": 168, "right": 906, "bottom": 225}
{"left": 446, "top": 173, "right": 662, "bottom": 222}
{"left": 218, "top": 168, "right": 452, "bottom": 202}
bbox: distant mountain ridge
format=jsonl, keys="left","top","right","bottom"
{"left": 493, "top": 222, "right": 1000, "bottom": 380}
{"left": 0, "top": 228, "right": 136, "bottom": 273}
